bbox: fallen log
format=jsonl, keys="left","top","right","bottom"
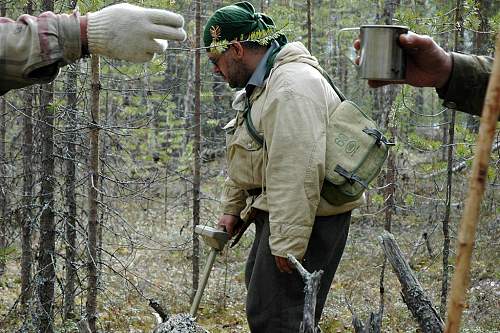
{"left": 380, "top": 231, "right": 444, "bottom": 333}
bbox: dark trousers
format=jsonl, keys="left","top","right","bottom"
{"left": 245, "top": 210, "right": 351, "bottom": 333}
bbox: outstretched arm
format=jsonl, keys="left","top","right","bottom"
{"left": 354, "top": 32, "right": 494, "bottom": 117}
{"left": 0, "top": 3, "right": 186, "bottom": 95}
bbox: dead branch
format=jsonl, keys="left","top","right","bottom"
{"left": 287, "top": 254, "right": 323, "bottom": 333}
{"left": 149, "top": 298, "right": 169, "bottom": 323}
{"left": 380, "top": 231, "right": 444, "bottom": 333}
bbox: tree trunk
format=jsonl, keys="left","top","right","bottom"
{"left": 378, "top": 2, "right": 400, "bottom": 330}
{"left": 86, "top": 55, "right": 100, "bottom": 333}
{"left": 38, "top": 1, "right": 55, "bottom": 327}
{"left": 0, "top": 0, "right": 7, "bottom": 283}
{"left": 441, "top": 108, "right": 455, "bottom": 317}
{"left": 21, "top": 87, "right": 36, "bottom": 320}
{"left": 38, "top": 82, "right": 56, "bottom": 333}
{"left": 191, "top": 0, "right": 201, "bottom": 304}
{"left": 445, "top": 32, "right": 500, "bottom": 333}
{"left": 441, "top": 0, "right": 462, "bottom": 317}
{"left": 64, "top": 61, "right": 79, "bottom": 321}
{"left": 0, "top": 95, "right": 6, "bottom": 278}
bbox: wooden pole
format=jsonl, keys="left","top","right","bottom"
{"left": 444, "top": 33, "right": 500, "bottom": 333}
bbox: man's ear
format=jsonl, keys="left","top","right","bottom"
{"left": 231, "top": 41, "right": 245, "bottom": 60}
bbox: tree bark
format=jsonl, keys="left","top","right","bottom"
{"left": 191, "top": 0, "right": 201, "bottom": 304}
{"left": 21, "top": 87, "right": 36, "bottom": 318}
{"left": 38, "top": 82, "right": 56, "bottom": 333}
{"left": 0, "top": 2, "right": 5, "bottom": 279}
{"left": 0, "top": 95, "right": 6, "bottom": 278}
{"left": 86, "top": 55, "right": 100, "bottom": 333}
{"left": 64, "top": 61, "right": 79, "bottom": 321}
{"left": 380, "top": 232, "right": 444, "bottom": 333}
{"left": 37, "top": 0, "right": 55, "bottom": 324}
{"left": 441, "top": 1, "right": 463, "bottom": 316}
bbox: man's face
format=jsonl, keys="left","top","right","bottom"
{"left": 208, "top": 45, "right": 253, "bottom": 89}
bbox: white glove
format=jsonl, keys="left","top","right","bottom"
{"left": 87, "top": 3, "right": 186, "bottom": 63}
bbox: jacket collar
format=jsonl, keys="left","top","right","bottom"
{"left": 245, "top": 41, "right": 279, "bottom": 96}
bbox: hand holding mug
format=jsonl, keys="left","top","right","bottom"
{"left": 354, "top": 32, "right": 453, "bottom": 89}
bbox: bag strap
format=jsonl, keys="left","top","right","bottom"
{"left": 243, "top": 98, "right": 265, "bottom": 147}
{"left": 314, "top": 66, "right": 347, "bottom": 102}
{"left": 244, "top": 64, "right": 346, "bottom": 147}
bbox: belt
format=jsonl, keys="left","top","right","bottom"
{"left": 247, "top": 188, "right": 264, "bottom": 196}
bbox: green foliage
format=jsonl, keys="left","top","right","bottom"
{"left": 408, "top": 132, "right": 441, "bottom": 151}
{"left": 404, "top": 193, "right": 415, "bottom": 206}
{"left": 0, "top": 246, "right": 16, "bottom": 261}
{"left": 370, "top": 193, "right": 384, "bottom": 205}
{"left": 418, "top": 161, "right": 447, "bottom": 173}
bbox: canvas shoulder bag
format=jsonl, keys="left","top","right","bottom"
{"left": 244, "top": 65, "right": 394, "bottom": 206}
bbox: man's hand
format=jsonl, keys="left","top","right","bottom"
{"left": 217, "top": 214, "right": 240, "bottom": 238}
{"left": 354, "top": 32, "right": 452, "bottom": 89}
{"left": 275, "top": 256, "right": 294, "bottom": 274}
{"left": 87, "top": 3, "right": 186, "bottom": 63}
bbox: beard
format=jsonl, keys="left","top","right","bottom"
{"left": 226, "top": 58, "right": 253, "bottom": 89}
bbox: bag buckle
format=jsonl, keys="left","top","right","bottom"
{"left": 363, "top": 128, "right": 396, "bottom": 147}
{"left": 334, "top": 165, "right": 369, "bottom": 189}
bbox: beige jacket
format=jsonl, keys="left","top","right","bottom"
{"left": 222, "top": 42, "right": 362, "bottom": 259}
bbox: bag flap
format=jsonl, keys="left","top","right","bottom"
{"left": 325, "top": 101, "right": 388, "bottom": 186}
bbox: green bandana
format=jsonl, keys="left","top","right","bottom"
{"left": 203, "top": 1, "right": 287, "bottom": 53}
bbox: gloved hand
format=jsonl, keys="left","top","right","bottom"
{"left": 87, "top": 3, "right": 186, "bottom": 62}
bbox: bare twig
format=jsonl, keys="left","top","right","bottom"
{"left": 287, "top": 254, "right": 323, "bottom": 333}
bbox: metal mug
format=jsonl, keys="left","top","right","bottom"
{"left": 339, "top": 25, "right": 409, "bottom": 81}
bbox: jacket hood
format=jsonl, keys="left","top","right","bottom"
{"left": 273, "top": 41, "right": 320, "bottom": 69}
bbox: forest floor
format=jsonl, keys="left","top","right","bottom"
{"left": 0, "top": 169, "right": 499, "bottom": 333}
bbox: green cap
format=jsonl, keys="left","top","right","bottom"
{"left": 203, "top": 1, "right": 286, "bottom": 53}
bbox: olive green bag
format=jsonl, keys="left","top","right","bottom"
{"left": 244, "top": 66, "right": 394, "bottom": 206}
{"left": 320, "top": 99, "right": 393, "bottom": 205}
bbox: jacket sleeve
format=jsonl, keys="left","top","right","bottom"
{"left": 221, "top": 177, "right": 247, "bottom": 216}
{"left": 0, "top": 11, "right": 82, "bottom": 95}
{"left": 436, "top": 52, "right": 493, "bottom": 117}
{"left": 261, "top": 64, "right": 339, "bottom": 260}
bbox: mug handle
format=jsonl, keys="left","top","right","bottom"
{"left": 336, "top": 27, "right": 360, "bottom": 65}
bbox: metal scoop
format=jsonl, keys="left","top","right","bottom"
{"left": 189, "top": 225, "right": 229, "bottom": 317}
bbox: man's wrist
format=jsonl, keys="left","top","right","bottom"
{"left": 80, "top": 14, "right": 89, "bottom": 57}
{"left": 435, "top": 51, "right": 453, "bottom": 89}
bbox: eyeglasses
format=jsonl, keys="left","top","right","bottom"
{"left": 208, "top": 46, "right": 231, "bottom": 69}
{"left": 209, "top": 56, "right": 222, "bottom": 68}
